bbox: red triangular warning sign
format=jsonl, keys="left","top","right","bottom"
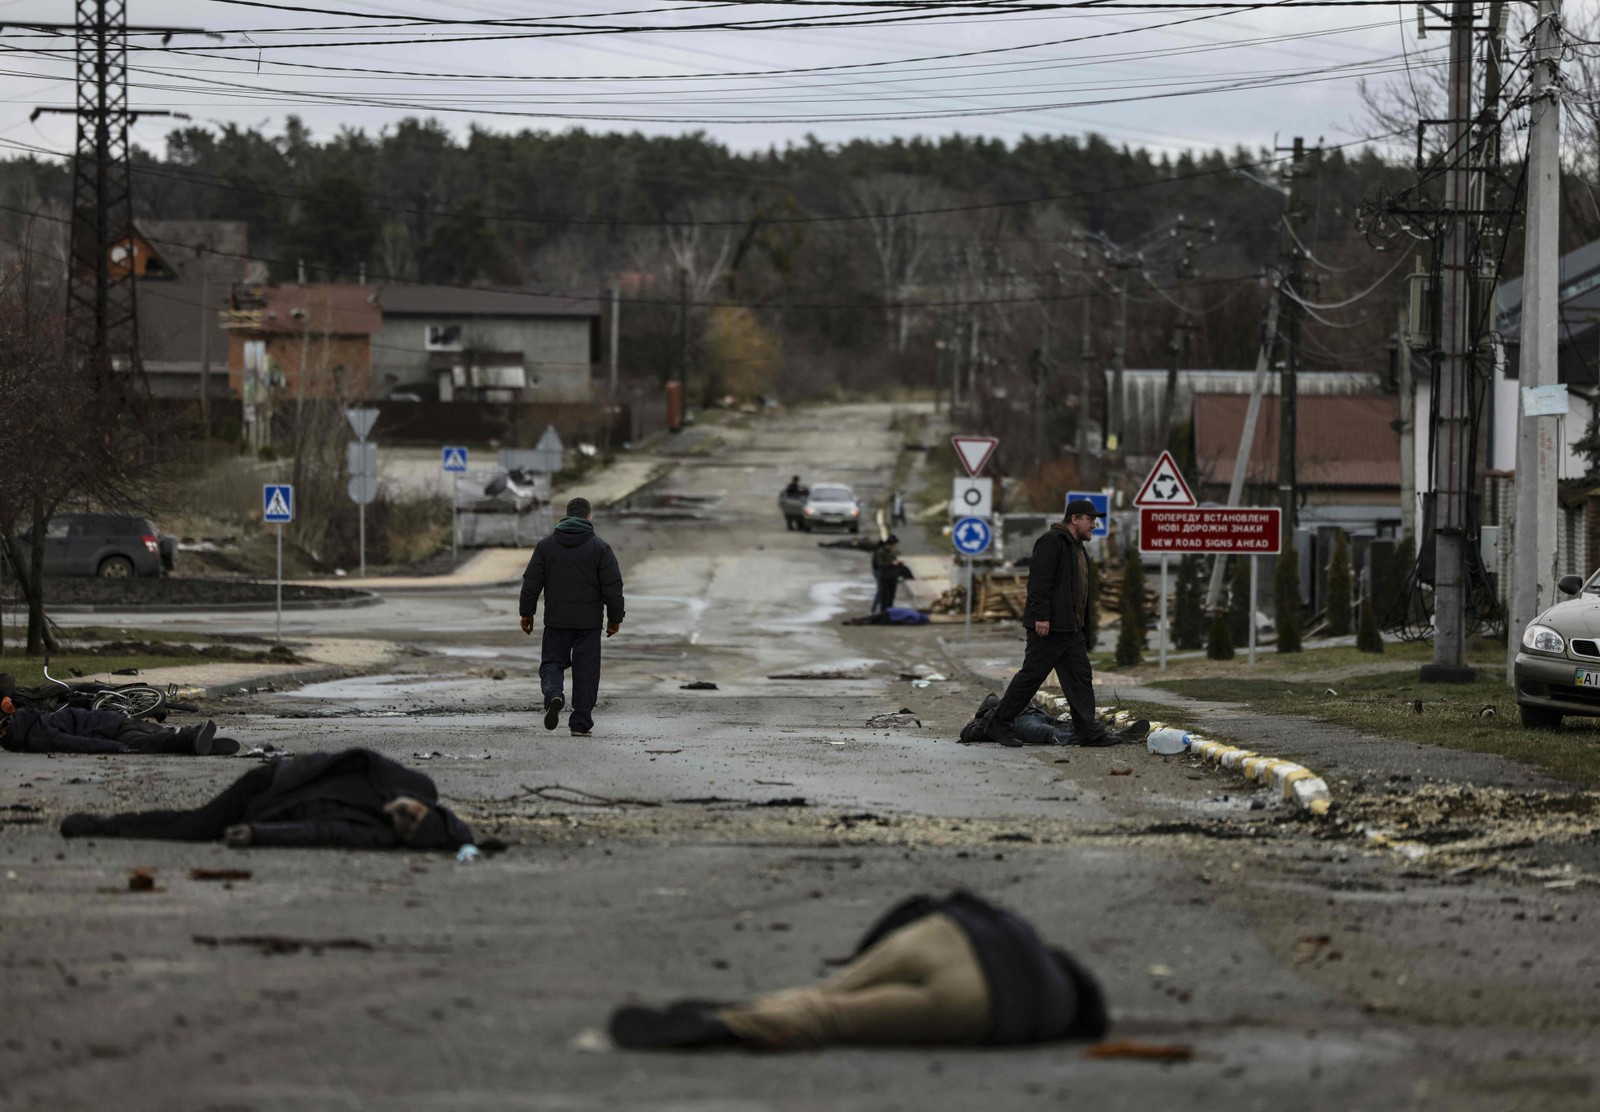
{"left": 951, "top": 436, "right": 998, "bottom": 477}
{"left": 1133, "top": 450, "right": 1197, "bottom": 507}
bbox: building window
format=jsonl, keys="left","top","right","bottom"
{"left": 425, "top": 324, "right": 463, "bottom": 351}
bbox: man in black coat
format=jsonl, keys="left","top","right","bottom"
{"left": 986, "top": 499, "right": 1113, "bottom": 747}
{"left": 519, "top": 497, "right": 626, "bottom": 736}
{"left": 1, "top": 698, "right": 233, "bottom": 756}
{"left": 59, "top": 748, "right": 476, "bottom": 850}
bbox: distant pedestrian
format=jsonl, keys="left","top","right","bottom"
{"left": 870, "top": 534, "right": 904, "bottom": 615}
{"left": 986, "top": 499, "right": 1113, "bottom": 748}
{"left": 519, "top": 497, "right": 625, "bottom": 737}
{"left": 891, "top": 490, "right": 907, "bottom": 527}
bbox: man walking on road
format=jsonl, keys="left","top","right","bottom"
{"left": 986, "top": 499, "right": 1112, "bottom": 748}
{"left": 519, "top": 497, "right": 625, "bottom": 737}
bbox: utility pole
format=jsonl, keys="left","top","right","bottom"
{"left": 1509, "top": 0, "right": 1563, "bottom": 683}
{"left": 608, "top": 279, "right": 620, "bottom": 401}
{"left": 676, "top": 266, "right": 689, "bottom": 402}
{"left": 1397, "top": 298, "right": 1415, "bottom": 544}
{"left": 1278, "top": 137, "right": 1310, "bottom": 546}
{"left": 29, "top": 4, "right": 193, "bottom": 380}
{"left": 1159, "top": 233, "right": 1200, "bottom": 438}
{"left": 1033, "top": 265, "right": 1060, "bottom": 464}
{"left": 1076, "top": 288, "right": 1093, "bottom": 467}
{"left": 1108, "top": 263, "right": 1131, "bottom": 453}
{"left": 1422, "top": 0, "right": 1478, "bottom": 684}
{"left": 198, "top": 246, "right": 211, "bottom": 438}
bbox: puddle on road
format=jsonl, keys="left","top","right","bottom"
{"left": 775, "top": 579, "right": 874, "bottom": 628}
{"left": 614, "top": 490, "right": 726, "bottom": 520}
{"left": 286, "top": 673, "right": 530, "bottom": 701}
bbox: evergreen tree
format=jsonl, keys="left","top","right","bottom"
{"left": 1115, "top": 550, "right": 1145, "bottom": 667}
{"left": 1357, "top": 594, "right": 1384, "bottom": 653}
{"left": 1275, "top": 542, "right": 1303, "bottom": 654}
{"left": 1326, "top": 530, "right": 1352, "bottom": 637}
{"left": 1227, "top": 556, "right": 1252, "bottom": 646}
{"left": 1206, "top": 608, "right": 1235, "bottom": 660}
{"left": 1173, "top": 555, "right": 1205, "bottom": 650}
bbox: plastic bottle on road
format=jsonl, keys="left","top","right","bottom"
{"left": 1146, "top": 727, "right": 1191, "bottom": 756}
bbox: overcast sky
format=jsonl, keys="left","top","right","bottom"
{"left": 0, "top": 1, "right": 1493, "bottom": 162}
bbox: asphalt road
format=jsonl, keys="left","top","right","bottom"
{"left": 5, "top": 403, "right": 1598, "bottom": 1111}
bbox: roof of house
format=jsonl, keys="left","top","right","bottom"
{"left": 1193, "top": 392, "right": 1401, "bottom": 490}
{"left": 240, "top": 285, "right": 383, "bottom": 335}
{"left": 375, "top": 284, "right": 601, "bottom": 318}
{"left": 1498, "top": 235, "right": 1600, "bottom": 340}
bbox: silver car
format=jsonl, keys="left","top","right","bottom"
{"left": 800, "top": 484, "right": 863, "bottom": 533}
{"left": 1513, "top": 570, "right": 1600, "bottom": 728}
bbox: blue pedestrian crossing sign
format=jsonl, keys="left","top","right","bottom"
{"left": 263, "top": 484, "right": 294, "bottom": 524}
{"left": 952, "top": 516, "right": 992, "bottom": 557}
{"left": 442, "top": 446, "right": 469, "bottom": 472}
{"left": 1066, "top": 491, "right": 1110, "bottom": 537}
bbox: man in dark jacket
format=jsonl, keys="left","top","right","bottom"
{"left": 60, "top": 748, "right": 476, "bottom": 850}
{"left": 1, "top": 697, "right": 233, "bottom": 756}
{"left": 519, "top": 497, "right": 625, "bottom": 736}
{"left": 870, "top": 534, "right": 904, "bottom": 615}
{"left": 987, "top": 499, "right": 1113, "bottom": 747}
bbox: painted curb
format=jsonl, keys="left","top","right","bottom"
{"left": 1032, "top": 693, "right": 1334, "bottom": 816}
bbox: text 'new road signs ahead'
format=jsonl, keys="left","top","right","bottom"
{"left": 263, "top": 484, "right": 294, "bottom": 523}
{"left": 1133, "top": 450, "right": 1197, "bottom": 508}
{"left": 442, "top": 446, "right": 469, "bottom": 472}
{"left": 1139, "top": 507, "right": 1281, "bottom": 555}
{"left": 951, "top": 435, "right": 998, "bottom": 477}
{"left": 952, "top": 517, "right": 992, "bottom": 557}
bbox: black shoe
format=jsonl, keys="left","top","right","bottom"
{"left": 976, "top": 692, "right": 1001, "bottom": 717}
{"left": 985, "top": 717, "right": 1023, "bottom": 747}
{"left": 190, "top": 720, "right": 219, "bottom": 755}
{"left": 1112, "top": 719, "right": 1151, "bottom": 742}
{"left": 543, "top": 695, "right": 564, "bottom": 731}
{"left": 609, "top": 1003, "right": 737, "bottom": 1050}
{"left": 1079, "top": 731, "right": 1122, "bottom": 747}
{"left": 60, "top": 813, "right": 103, "bottom": 838}
{"left": 211, "top": 736, "right": 241, "bottom": 757}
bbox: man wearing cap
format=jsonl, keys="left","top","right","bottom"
{"left": 986, "top": 500, "right": 1113, "bottom": 747}
{"left": 870, "top": 534, "right": 904, "bottom": 615}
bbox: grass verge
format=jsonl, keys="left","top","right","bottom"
{"left": 0, "top": 653, "right": 224, "bottom": 688}
{"left": 1150, "top": 669, "right": 1600, "bottom": 786}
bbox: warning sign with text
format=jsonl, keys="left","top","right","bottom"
{"left": 1139, "top": 507, "right": 1281, "bottom": 555}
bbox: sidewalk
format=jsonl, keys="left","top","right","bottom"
{"left": 562, "top": 459, "right": 675, "bottom": 509}
{"left": 290, "top": 548, "right": 531, "bottom": 592}
{"left": 69, "top": 637, "right": 402, "bottom": 699}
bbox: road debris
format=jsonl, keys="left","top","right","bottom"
{"left": 189, "top": 868, "right": 252, "bottom": 882}
{"left": 1086, "top": 1040, "right": 1194, "bottom": 1062}
{"left": 127, "top": 868, "right": 162, "bottom": 892}
{"left": 866, "top": 709, "right": 921, "bottom": 728}
{"left": 680, "top": 681, "right": 719, "bottom": 690}
{"left": 193, "top": 934, "right": 374, "bottom": 955}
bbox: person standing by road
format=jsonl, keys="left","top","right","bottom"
{"left": 986, "top": 500, "right": 1112, "bottom": 748}
{"left": 870, "top": 534, "right": 904, "bottom": 615}
{"left": 519, "top": 497, "right": 625, "bottom": 737}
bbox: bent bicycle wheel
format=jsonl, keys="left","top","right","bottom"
{"left": 92, "top": 686, "right": 167, "bottom": 719}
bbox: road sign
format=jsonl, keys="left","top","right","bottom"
{"left": 951, "top": 477, "right": 993, "bottom": 519}
{"left": 347, "top": 475, "right": 378, "bottom": 506}
{"left": 345, "top": 407, "right": 379, "bottom": 440}
{"left": 442, "top": 446, "right": 469, "bottom": 472}
{"left": 951, "top": 435, "right": 999, "bottom": 477}
{"left": 952, "top": 517, "right": 993, "bottom": 557}
{"left": 263, "top": 484, "right": 294, "bottom": 523}
{"left": 347, "top": 441, "right": 377, "bottom": 476}
{"left": 1139, "top": 507, "right": 1281, "bottom": 555}
{"left": 1066, "top": 490, "right": 1110, "bottom": 537}
{"left": 1133, "top": 450, "right": 1197, "bottom": 508}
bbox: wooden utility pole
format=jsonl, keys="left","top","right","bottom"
{"left": 1509, "top": 0, "right": 1563, "bottom": 683}
{"left": 198, "top": 246, "right": 211, "bottom": 438}
{"left": 1278, "top": 137, "right": 1309, "bottom": 546}
{"left": 1076, "top": 290, "right": 1092, "bottom": 465}
{"left": 1108, "top": 263, "right": 1131, "bottom": 452}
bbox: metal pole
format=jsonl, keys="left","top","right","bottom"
{"left": 358, "top": 500, "right": 366, "bottom": 578}
{"left": 1109, "top": 268, "right": 1128, "bottom": 452}
{"left": 609, "top": 280, "right": 620, "bottom": 400}
{"left": 1398, "top": 299, "right": 1416, "bottom": 543}
{"left": 1159, "top": 554, "right": 1169, "bottom": 671}
{"left": 1509, "top": 0, "right": 1563, "bottom": 683}
{"left": 198, "top": 249, "right": 210, "bottom": 438}
{"left": 963, "top": 557, "right": 973, "bottom": 643}
{"left": 1279, "top": 139, "right": 1306, "bottom": 548}
{"left": 451, "top": 475, "right": 459, "bottom": 564}
{"left": 1249, "top": 555, "right": 1258, "bottom": 667}
{"left": 1424, "top": 1, "right": 1477, "bottom": 684}
{"left": 275, "top": 522, "right": 283, "bottom": 644}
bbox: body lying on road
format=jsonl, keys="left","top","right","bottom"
{"left": 609, "top": 891, "right": 1108, "bottom": 1050}
{"left": 958, "top": 693, "right": 1148, "bottom": 747}
{"left": 1, "top": 698, "right": 233, "bottom": 756}
{"left": 59, "top": 748, "right": 478, "bottom": 851}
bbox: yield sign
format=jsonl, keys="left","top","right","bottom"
{"left": 1133, "top": 450, "right": 1197, "bottom": 507}
{"left": 951, "top": 435, "right": 998, "bottom": 477}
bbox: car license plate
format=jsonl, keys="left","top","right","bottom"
{"left": 1575, "top": 668, "right": 1600, "bottom": 687}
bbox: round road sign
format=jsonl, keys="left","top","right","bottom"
{"left": 952, "top": 516, "right": 992, "bottom": 557}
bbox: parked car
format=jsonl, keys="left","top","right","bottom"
{"left": 1513, "top": 570, "right": 1600, "bottom": 728}
{"left": 800, "top": 484, "right": 863, "bottom": 533}
{"left": 13, "top": 513, "right": 173, "bottom": 578}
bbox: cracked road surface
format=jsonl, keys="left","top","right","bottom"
{"left": 4, "top": 403, "right": 1598, "bottom": 1111}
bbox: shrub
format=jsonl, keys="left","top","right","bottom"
{"left": 1326, "top": 530, "right": 1352, "bottom": 637}
{"left": 1275, "top": 541, "right": 1302, "bottom": 654}
{"left": 1173, "top": 554, "right": 1205, "bottom": 650}
{"left": 1357, "top": 594, "right": 1384, "bottom": 653}
{"left": 1206, "top": 609, "right": 1235, "bottom": 660}
{"left": 1228, "top": 556, "right": 1252, "bottom": 645}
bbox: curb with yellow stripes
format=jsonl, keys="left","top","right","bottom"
{"left": 1034, "top": 695, "right": 1333, "bottom": 816}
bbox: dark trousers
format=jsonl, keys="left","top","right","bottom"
{"left": 115, "top": 719, "right": 194, "bottom": 755}
{"left": 541, "top": 626, "right": 603, "bottom": 732}
{"left": 871, "top": 571, "right": 898, "bottom": 615}
{"left": 993, "top": 629, "right": 1107, "bottom": 742}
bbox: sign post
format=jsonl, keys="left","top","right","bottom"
{"left": 1138, "top": 505, "right": 1282, "bottom": 669}
{"left": 953, "top": 516, "right": 993, "bottom": 642}
{"left": 1132, "top": 451, "right": 1198, "bottom": 672}
{"left": 442, "top": 446, "right": 469, "bottom": 562}
{"left": 345, "top": 408, "right": 379, "bottom": 577}
{"left": 263, "top": 484, "right": 294, "bottom": 644}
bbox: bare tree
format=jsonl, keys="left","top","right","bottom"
{"left": 851, "top": 175, "right": 956, "bottom": 352}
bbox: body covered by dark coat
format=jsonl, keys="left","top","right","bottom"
{"left": 852, "top": 891, "right": 1108, "bottom": 1044}
{"left": 60, "top": 748, "right": 476, "bottom": 850}
{"left": 520, "top": 517, "right": 625, "bottom": 630}
{"left": 1022, "top": 522, "right": 1091, "bottom": 633}
{"left": 3, "top": 705, "right": 175, "bottom": 755}
{"left": 958, "top": 697, "right": 1074, "bottom": 746}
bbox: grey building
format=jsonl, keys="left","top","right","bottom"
{"left": 372, "top": 285, "right": 601, "bottom": 403}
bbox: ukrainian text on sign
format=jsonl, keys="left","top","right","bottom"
{"left": 1138, "top": 507, "right": 1282, "bottom": 555}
